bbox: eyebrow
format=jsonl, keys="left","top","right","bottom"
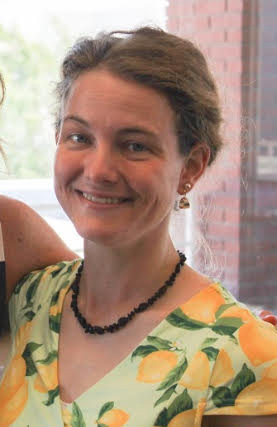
{"left": 63, "top": 115, "right": 91, "bottom": 128}
{"left": 63, "top": 115, "right": 158, "bottom": 138}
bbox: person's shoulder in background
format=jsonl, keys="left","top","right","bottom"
{"left": 0, "top": 195, "right": 77, "bottom": 299}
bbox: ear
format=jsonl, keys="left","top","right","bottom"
{"left": 177, "top": 143, "right": 210, "bottom": 193}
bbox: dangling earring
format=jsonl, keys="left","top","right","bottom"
{"left": 174, "top": 183, "right": 192, "bottom": 211}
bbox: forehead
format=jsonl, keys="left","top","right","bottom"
{"left": 63, "top": 69, "right": 176, "bottom": 133}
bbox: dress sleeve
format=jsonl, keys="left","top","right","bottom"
{"left": 8, "top": 269, "right": 44, "bottom": 338}
{"left": 204, "top": 316, "right": 277, "bottom": 416}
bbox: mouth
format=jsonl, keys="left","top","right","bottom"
{"left": 81, "top": 191, "right": 130, "bottom": 205}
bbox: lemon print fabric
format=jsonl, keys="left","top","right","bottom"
{"left": 137, "top": 350, "right": 178, "bottom": 383}
{"left": 1, "top": 260, "right": 277, "bottom": 426}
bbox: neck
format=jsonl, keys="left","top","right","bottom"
{"left": 78, "top": 233, "right": 179, "bottom": 323}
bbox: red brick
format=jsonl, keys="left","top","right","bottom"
{"left": 195, "top": 0, "right": 226, "bottom": 15}
{"left": 226, "top": 0, "right": 243, "bottom": 13}
{"left": 226, "top": 29, "right": 243, "bottom": 43}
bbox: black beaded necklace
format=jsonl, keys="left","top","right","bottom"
{"left": 70, "top": 250, "right": 186, "bottom": 335}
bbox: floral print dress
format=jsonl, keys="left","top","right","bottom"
{"left": 1, "top": 259, "right": 277, "bottom": 426}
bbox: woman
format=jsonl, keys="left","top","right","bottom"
{"left": 1, "top": 28, "right": 277, "bottom": 426}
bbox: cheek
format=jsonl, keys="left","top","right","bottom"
{"left": 54, "top": 148, "right": 77, "bottom": 187}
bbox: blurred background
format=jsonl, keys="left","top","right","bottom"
{"left": 1, "top": 0, "right": 277, "bottom": 312}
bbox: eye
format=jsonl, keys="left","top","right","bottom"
{"left": 69, "top": 133, "right": 89, "bottom": 144}
{"left": 127, "top": 142, "right": 148, "bottom": 153}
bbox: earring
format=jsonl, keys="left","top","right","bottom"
{"left": 174, "top": 183, "right": 192, "bottom": 211}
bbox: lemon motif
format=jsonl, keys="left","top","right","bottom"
{"left": 0, "top": 379, "right": 28, "bottom": 427}
{"left": 210, "top": 349, "right": 234, "bottom": 387}
{"left": 262, "top": 360, "right": 277, "bottom": 380}
{"left": 137, "top": 350, "right": 178, "bottom": 383}
{"left": 61, "top": 404, "right": 72, "bottom": 426}
{"left": 15, "top": 321, "right": 33, "bottom": 355}
{"left": 235, "top": 378, "right": 277, "bottom": 415}
{"left": 239, "top": 321, "right": 277, "bottom": 366}
{"left": 167, "top": 409, "right": 196, "bottom": 426}
{"left": 179, "top": 351, "right": 210, "bottom": 390}
{"left": 98, "top": 408, "right": 129, "bottom": 427}
{"left": 219, "top": 306, "right": 254, "bottom": 323}
{"left": 34, "top": 360, "right": 58, "bottom": 393}
{"left": 50, "top": 287, "right": 69, "bottom": 316}
{"left": 180, "top": 284, "right": 225, "bottom": 323}
{"left": 205, "top": 406, "right": 240, "bottom": 415}
{"left": 0, "top": 355, "right": 26, "bottom": 403}
{"left": 41, "top": 264, "right": 62, "bottom": 282}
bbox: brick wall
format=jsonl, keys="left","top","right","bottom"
{"left": 167, "top": 0, "right": 245, "bottom": 295}
{"left": 167, "top": 0, "right": 277, "bottom": 308}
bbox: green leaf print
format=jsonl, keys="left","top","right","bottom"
{"left": 200, "top": 337, "right": 218, "bottom": 348}
{"left": 36, "top": 350, "right": 58, "bottom": 364}
{"left": 131, "top": 345, "right": 158, "bottom": 360}
{"left": 211, "top": 317, "right": 243, "bottom": 336}
{"left": 157, "top": 356, "right": 187, "bottom": 391}
{"left": 25, "top": 272, "right": 44, "bottom": 305}
{"left": 50, "top": 290, "right": 60, "bottom": 307}
{"left": 231, "top": 363, "right": 256, "bottom": 398}
{"left": 154, "top": 384, "right": 177, "bottom": 407}
{"left": 14, "top": 272, "right": 36, "bottom": 295}
{"left": 166, "top": 308, "right": 207, "bottom": 330}
{"left": 154, "top": 407, "right": 168, "bottom": 426}
{"left": 98, "top": 424, "right": 108, "bottom": 427}
{"left": 147, "top": 336, "right": 173, "bottom": 350}
{"left": 22, "top": 342, "right": 42, "bottom": 376}
{"left": 51, "top": 262, "right": 68, "bottom": 278}
{"left": 98, "top": 401, "right": 114, "bottom": 419}
{"left": 72, "top": 401, "right": 86, "bottom": 426}
{"left": 215, "top": 303, "right": 236, "bottom": 318}
{"left": 211, "top": 386, "right": 235, "bottom": 408}
{"left": 43, "top": 386, "right": 59, "bottom": 406}
{"left": 228, "top": 335, "right": 239, "bottom": 345}
{"left": 167, "top": 389, "right": 193, "bottom": 422}
{"left": 24, "top": 310, "right": 36, "bottom": 321}
{"left": 24, "top": 342, "right": 42, "bottom": 353}
{"left": 201, "top": 346, "right": 219, "bottom": 361}
{"left": 49, "top": 313, "right": 62, "bottom": 333}
{"left": 23, "top": 355, "right": 37, "bottom": 376}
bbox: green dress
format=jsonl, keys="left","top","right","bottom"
{"left": 1, "top": 259, "right": 277, "bottom": 426}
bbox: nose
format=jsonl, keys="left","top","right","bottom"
{"left": 83, "top": 143, "right": 120, "bottom": 185}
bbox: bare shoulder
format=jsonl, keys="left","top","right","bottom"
{"left": 165, "top": 262, "right": 212, "bottom": 314}
{"left": 0, "top": 195, "right": 77, "bottom": 299}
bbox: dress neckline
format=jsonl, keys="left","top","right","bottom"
{"left": 51, "top": 259, "right": 218, "bottom": 406}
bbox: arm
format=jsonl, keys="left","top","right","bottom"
{"left": 204, "top": 415, "right": 277, "bottom": 426}
{"left": 0, "top": 195, "right": 77, "bottom": 300}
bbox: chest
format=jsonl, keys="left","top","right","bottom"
{"left": 58, "top": 304, "right": 164, "bottom": 403}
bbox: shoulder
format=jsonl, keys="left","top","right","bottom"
{"left": 203, "top": 284, "right": 277, "bottom": 418}
{"left": 9, "top": 259, "right": 82, "bottom": 328}
{"left": 0, "top": 195, "right": 77, "bottom": 299}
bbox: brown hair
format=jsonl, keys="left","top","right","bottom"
{"left": 55, "top": 27, "right": 223, "bottom": 165}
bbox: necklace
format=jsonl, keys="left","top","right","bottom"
{"left": 70, "top": 250, "right": 186, "bottom": 335}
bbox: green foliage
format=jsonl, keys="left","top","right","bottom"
{"left": 0, "top": 23, "right": 69, "bottom": 178}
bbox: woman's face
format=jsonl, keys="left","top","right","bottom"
{"left": 54, "top": 69, "right": 186, "bottom": 248}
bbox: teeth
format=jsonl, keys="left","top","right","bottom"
{"left": 82, "top": 192, "right": 124, "bottom": 204}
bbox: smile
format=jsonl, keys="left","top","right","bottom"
{"left": 82, "top": 192, "right": 127, "bottom": 205}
